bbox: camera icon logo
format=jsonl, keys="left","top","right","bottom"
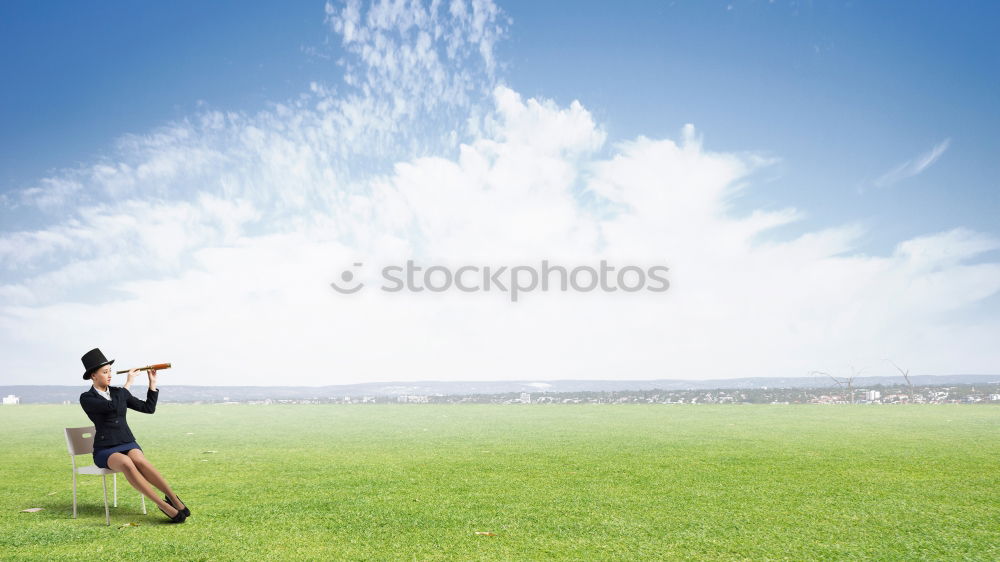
{"left": 330, "top": 262, "right": 365, "bottom": 294}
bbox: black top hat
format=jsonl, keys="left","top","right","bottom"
{"left": 81, "top": 348, "right": 115, "bottom": 380}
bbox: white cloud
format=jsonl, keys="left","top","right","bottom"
{"left": 16, "top": 177, "right": 84, "bottom": 210}
{"left": 1, "top": 2, "right": 997, "bottom": 386}
{"left": 874, "top": 138, "right": 951, "bottom": 188}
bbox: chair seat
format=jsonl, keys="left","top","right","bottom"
{"left": 65, "top": 425, "right": 146, "bottom": 525}
{"left": 76, "top": 465, "right": 116, "bottom": 475}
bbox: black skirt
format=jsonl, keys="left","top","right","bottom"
{"left": 93, "top": 441, "right": 142, "bottom": 469}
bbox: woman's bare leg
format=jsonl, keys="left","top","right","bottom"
{"left": 126, "top": 449, "right": 186, "bottom": 511}
{"left": 106, "top": 453, "right": 178, "bottom": 517}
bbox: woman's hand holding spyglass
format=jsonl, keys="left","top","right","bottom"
{"left": 124, "top": 368, "right": 137, "bottom": 390}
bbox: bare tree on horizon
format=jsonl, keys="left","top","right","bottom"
{"left": 886, "top": 359, "right": 914, "bottom": 403}
{"left": 811, "top": 367, "right": 862, "bottom": 404}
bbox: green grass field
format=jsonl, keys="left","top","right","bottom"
{"left": 1, "top": 403, "right": 997, "bottom": 560}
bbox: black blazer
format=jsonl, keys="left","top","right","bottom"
{"left": 79, "top": 386, "right": 159, "bottom": 449}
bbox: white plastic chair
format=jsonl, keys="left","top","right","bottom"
{"left": 64, "top": 426, "right": 147, "bottom": 526}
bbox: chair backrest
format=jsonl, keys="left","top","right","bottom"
{"left": 65, "top": 426, "right": 96, "bottom": 456}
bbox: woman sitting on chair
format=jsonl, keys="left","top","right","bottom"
{"left": 78, "top": 348, "right": 190, "bottom": 523}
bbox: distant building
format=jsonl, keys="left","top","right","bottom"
{"left": 2, "top": 394, "right": 20, "bottom": 405}
{"left": 520, "top": 392, "right": 531, "bottom": 404}
{"left": 865, "top": 390, "right": 881, "bottom": 401}
{"left": 397, "top": 395, "right": 429, "bottom": 403}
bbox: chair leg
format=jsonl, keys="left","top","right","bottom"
{"left": 113, "top": 473, "right": 118, "bottom": 507}
{"left": 101, "top": 474, "right": 110, "bottom": 526}
{"left": 140, "top": 493, "right": 147, "bottom": 514}
{"left": 71, "top": 469, "right": 78, "bottom": 519}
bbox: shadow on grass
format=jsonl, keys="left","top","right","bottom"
{"left": 20, "top": 498, "right": 180, "bottom": 526}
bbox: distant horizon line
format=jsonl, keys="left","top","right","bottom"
{"left": 4, "top": 373, "right": 999, "bottom": 389}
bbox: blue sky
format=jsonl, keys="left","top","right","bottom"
{"left": 1, "top": 0, "right": 998, "bottom": 385}
{"left": 3, "top": 1, "right": 997, "bottom": 250}
{"left": 503, "top": 1, "right": 1000, "bottom": 251}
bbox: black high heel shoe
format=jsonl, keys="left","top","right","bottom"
{"left": 165, "top": 495, "right": 190, "bottom": 517}
{"left": 158, "top": 503, "right": 187, "bottom": 523}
